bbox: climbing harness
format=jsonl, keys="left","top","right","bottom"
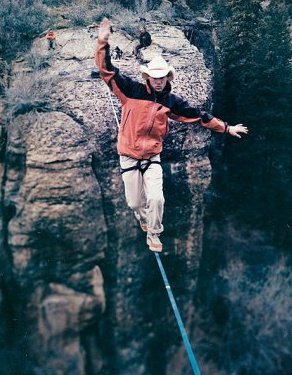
{"left": 105, "top": 85, "right": 162, "bottom": 176}
{"left": 120, "top": 159, "right": 161, "bottom": 175}
{"left": 106, "top": 84, "right": 202, "bottom": 375}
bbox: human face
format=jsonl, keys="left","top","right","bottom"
{"left": 148, "top": 76, "right": 168, "bottom": 92}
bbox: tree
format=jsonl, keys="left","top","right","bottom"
{"left": 212, "top": 0, "right": 292, "bottom": 242}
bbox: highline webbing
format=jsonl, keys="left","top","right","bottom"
{"left": 154, "top": 253, "right": 201, "bottom": 375}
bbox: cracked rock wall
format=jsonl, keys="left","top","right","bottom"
{"left": 1, "top": 22, "right": 214, "bottom": 375}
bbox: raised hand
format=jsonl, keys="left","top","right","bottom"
{"left": 98, "top": 17, "right": 111, "bottom": 42}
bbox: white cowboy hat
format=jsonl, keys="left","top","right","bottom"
{"left": 140, "top": 56, "right": 175, "bottom": 81}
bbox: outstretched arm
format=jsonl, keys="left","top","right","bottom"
{"left": 169, "top": 96, "right": 248, "bottom": 137}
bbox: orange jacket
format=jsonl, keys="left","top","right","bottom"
{"left": 46, "top": 31, "right": 56, "bottom": 40}
{"left": 96, "top": 39, "right": 226, "bottom": 160}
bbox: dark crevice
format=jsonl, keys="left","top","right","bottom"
{"left": 11, "top": 103, "right": 52, "bottom": 117}
{"left": 0, "top": 125, "right": 25, "bottom": 375}
{"left": 55, "top": 106, "right": 85, "bottom": 126}
{"left": 44, "top": 158, "right": 75, "bottom": 164}
{"left": 90, "top": 152, "right": 120, "bottom": 375}
{"left": 90, "top": 153, "right": 114, "bottom": 371}
{"left": 91, "top": 153, "right": 110, "bottom": 232}
{"left": 0, "top": 278, "right": 25, "bottom": 375}
{"left": 0, "top": 130, "right": 16, "bottom": 283}
{"left": 0, "top": 127, "right": 7, "bottom": 164}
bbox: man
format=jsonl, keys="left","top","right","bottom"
{"left": 46, "top": 29, "right": 56, "bottom": 51}
{"left": 96, "top": 18, "right": 248, "bottom": 252}
{"left": 134, "top": 26, "right": 152, "bottom": 57}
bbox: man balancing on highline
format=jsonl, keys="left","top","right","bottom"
{"left": 96, "top": 18, "right": 248, "bottom": 253}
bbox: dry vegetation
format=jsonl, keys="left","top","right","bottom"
{"left": 199, "top": 257, "right": 292, "bottom": 374}
{"left": 5, "top": 48, "right": 59, "bottom": 119}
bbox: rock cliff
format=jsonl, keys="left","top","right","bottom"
{"left": 1, "top": 21, "right": 215, "bottom": 375}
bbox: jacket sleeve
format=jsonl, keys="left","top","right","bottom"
{"left": 95, "top": 38, "right": 135, "bottom": 104}
{"left": 168, "top": 95, "right": 226, "bottom": 133}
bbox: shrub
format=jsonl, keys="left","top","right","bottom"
{"left": 212, "top": 258, "right": 292, "bottom": 375}
{"left": 134, "top": 0, "right": 149, "bottom": 16}
{"left": 0, "top": 0, "right": 49, "bottom": 60}
{"left": 69, "top": 6, "right": 90, "bottom": 27}
{"left": 113, "top": 8, "right": 140, "bottom": 37}
{"left": 26, "top": 49, "right": 51, "bottom": 71}
{"left": 5, "top": 70, "right": 57, "bottom": 118}
{"left": 91, "top": 1, "right": 133, "bottom": 22}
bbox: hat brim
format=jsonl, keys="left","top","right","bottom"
{"left": 140, "top": 65, "right": 175, "bottom": 81}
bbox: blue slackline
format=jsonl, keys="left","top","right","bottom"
{"left": 154, "top": 253, "right": 201, "bottom": 375}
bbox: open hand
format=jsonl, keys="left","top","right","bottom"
{"left": 228, "top": 124, "right": 248, "bottom": 138}
{"left": 98, "top": 17, "right": 111, "bottom": 42}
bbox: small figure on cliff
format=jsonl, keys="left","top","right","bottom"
{"left": 46, "top": 29, "right": 57, "bottom": 51}
{"left": 96, "top": 18, "right": 248, "bottom": 252}
{"left": 134, "top": 26, "right": 152, "bottom": 58}
{"left": 112, "top": 46, "right": 123, "bottom": 60}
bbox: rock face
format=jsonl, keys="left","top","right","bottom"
{"left": 1, "top": 22, "right": 215, "bottom": 375}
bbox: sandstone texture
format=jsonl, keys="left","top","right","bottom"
{"left": 1, "top": 20, "right": 215, "bottom": 375}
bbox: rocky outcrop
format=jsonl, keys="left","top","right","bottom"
{"left": 1, "top": 21, "right": 215, "bottom": 375}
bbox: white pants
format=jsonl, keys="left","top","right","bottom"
{"left": 120, "top": 155, "right": 164, "bottom": 234}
